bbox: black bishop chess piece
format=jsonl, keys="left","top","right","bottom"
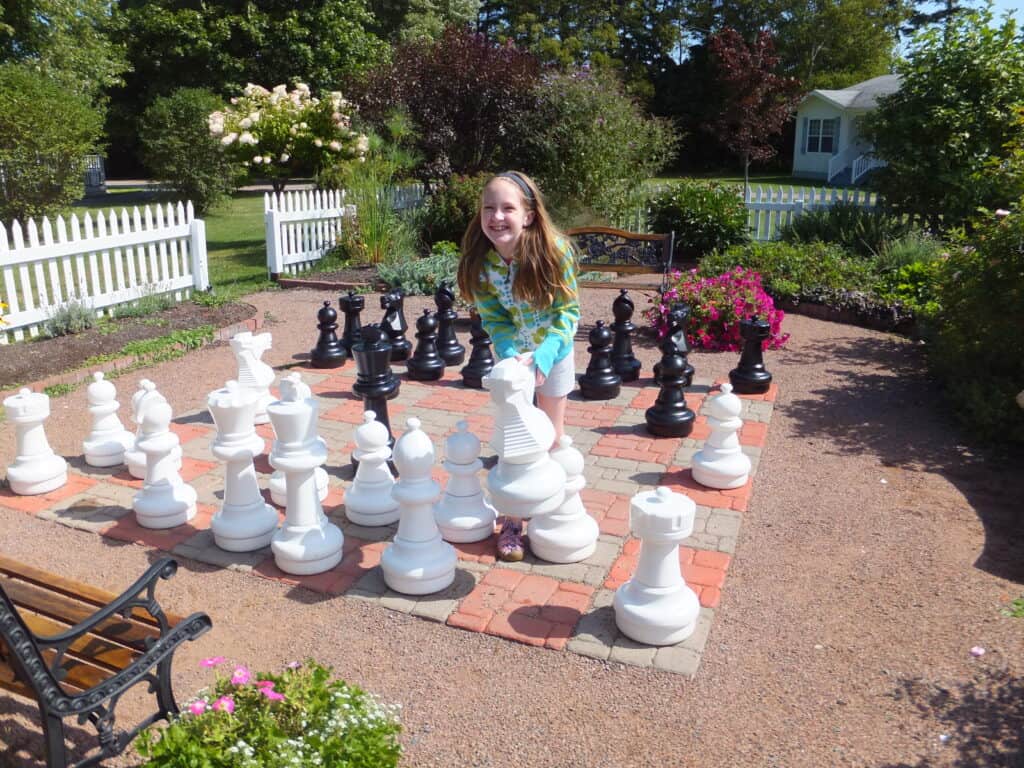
{"left": 646, "top": 324, "right": 696, "bottom": 438}
{"left": 351, "top": 323, "right": 400, "bottom": 467}
{"left": 653, "top": 303, "right": 695, "bottom": 388}
{"left": 729, "top": 315, "right": 773, "bottom": 394}
{"left": 610, "top": 288, "right": 641, "bottom": 382}
{"left": 406, "top": 309, "right": 445, "bottom": 381}
{"left": 380, "top": 288, "right": 411, "bottom": 362}
{"left": 338, "top": 290, "right": 364, "bottom": 356}
{"left": 461, "top": 312, "right": 494, "bottom": 389}
{"left": 310, "top": 300, "right": 347, "bottom": 368}
{"left": 578, "top": 321, "right": 621, "bottom": 400}
{"left": 434, "top": 281, "right": 466, "bottom": 366}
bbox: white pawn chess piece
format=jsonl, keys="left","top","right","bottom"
{"left": 691, "top": 383, "right": 752, "bottom": 490}
{"left": 344, "top": 411, "right": 400, "bottom": 526}
{"left": 3, "top": 388, "right": 67, "bottom": 495}
{"left": 613, "top": 487, "right": 699, "bottom": 646}
{"left": 434, "top": 421, "right": 496, "bottom": 543}
{"left": 267, "top": 374, "right": 343, "bottom": 575}
{"left": 207, "top": 381, "right": 279, "bottom": 551}
{"left": 125, "top": 380, "right": 181, "bottom": 479}
{"left": 82, "top": 372, "right": 134, "bottom": 467}
{"left": 132, "top": 401, "right": 197, "bottom": 529}
{"left": 380, "top": 418, "right": 457, "bottom": 595}
{"left": 268, "top": 372, "right": 328, "bottom": 507}
{"left": 230, "top": 331, "right": 274, "bottom": 425}
{"left": 528, "top": 435, "right": 599, "bottom": 563}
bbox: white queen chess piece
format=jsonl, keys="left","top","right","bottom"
{"left": 132, "top": 400, "right": 197, "bottom": 529}
{"left": 82, "top": 372, "right": 134, "bottom": 467}
{"left": 125, "top": 380, "right": 181, "bottom": 479}
{"left": 4, "top": 388, "right": 67, "bottom": 495}
{"left": 527, "top": 435, "right": 599, "bottom": 563}
{"left": 380, "top": 418, "right": 457, "bottom": 595}
{"left": 268, "top": 373, "right": 328, "bottom": 507}
{"left": 207, "top": 380, "right": 279, "bottom": 551}
{"left": 434, "top": 420, "right": 496, "bottom": 543}
{"left": 344, "top": 411, "right": 400, "bottom": 526}
{"left": 614, "top": 487, "right": 699, "bottom": 646}
{"left": 691, "top": 383, "right": 751, "bottom": 490}
{"left": 230, "top": 331, "right": 274, "bottom": 425}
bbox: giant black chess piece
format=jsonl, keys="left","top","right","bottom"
{"left": 653, "top": 303, "right": 695, "bottom": 388}
{"left": 338, "top": 290, "right": 364, "bottom": 356}
{"left": 611, "top": 288, "right": 641, "bottom": 382}
{"left": 380, "top": 288, "right": 411, "bottom": 362}
{"left": 646, "top": 328, "right": 696, "bottom": 438}
{"left": 351, "top": 324, "right": 400, "bottom": 466}
{"left": 729, "top": 315, "right": 773, "bottom": 394}
{"left": 578, "top": 321, "right": 621, "bottom": 400}
{"left": 310, "top": 300, "right": 346, "bottom": 368}
{"left": 434, "top": 281, "right": 466, "bottom": 366}
{"left": 406, "top": 309, "right": 445, "bottom": 381}
{"left": 461, "top": 312, "right": 494, "bottom": 389}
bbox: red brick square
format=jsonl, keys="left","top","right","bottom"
{"left": 169, "top": 422, "right": 212, "bottom": 444}
{"left": 0, "top": 473, "right": 97, "bottom": 514}
{"left": 448, "top": 611, "right": 491, "bottom": 633}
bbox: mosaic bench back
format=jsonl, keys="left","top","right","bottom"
{"left": 568, "top": 227, "right": 674, "bottom": 277}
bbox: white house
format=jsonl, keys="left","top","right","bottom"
{"left": 791, "top": 74, "right": 900, "bottom": 185}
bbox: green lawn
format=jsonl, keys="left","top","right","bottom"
{"left": 651, "top": 171, "right": 845, "bottom": 196}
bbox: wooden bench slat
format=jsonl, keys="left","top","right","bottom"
{"left": 19, "top": 612, "right": 140, "bottom": 672}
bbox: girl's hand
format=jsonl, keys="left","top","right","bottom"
{"left": 535, "top": 367, "right": 547, "bottom": 387}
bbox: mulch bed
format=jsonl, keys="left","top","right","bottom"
{"left": 300, "top": 265, "right": 381, "bottom": 285}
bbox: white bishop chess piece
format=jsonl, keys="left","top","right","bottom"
{"left": 267, "top": 373, "right": 343, "bottom": 575}
{"left": 344, "top": 411, "right": 400, "bottom": 526}
{"left": 82, "top": 372, "right": 134, "bottom": 467}
{"left": 207, "top": 380, "right": 279, "bottom": 551}
{"left": 614, "top": 487, "right": 699, "bottom": 646}
{"left": 268, "top": 373, "right": 328, "bottom": 507}
{"left": 125, "top": 380, "right": 181, "bottom": 479}
{"left": 3, "top": 388, "right": 67, "bottom": 495}
{"left": 691, "top": 383, "right": 751, "bottom": 490}
{"left": 380, "top": 418, "right": 457, "bottom": 595}
{"left": 528, "top": 435, "right": 599, "bottom": 563}
{"left": 230, "top": 331, "right": 274, "bottom": 425}
{"left": 132, "top": 400, "right": 197, "bottom": 529}
{"left": 434, "top": 420, "right": 496, "bottom": 543}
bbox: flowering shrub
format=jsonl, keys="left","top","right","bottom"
{"left": 646, "top": 180, "right": 749, "bottom": 259}
{"left": 137, "top": 658, "right": 401, "bottom": 767}
{"left": 647, "top": 267, "right": 789, "bottom": 351}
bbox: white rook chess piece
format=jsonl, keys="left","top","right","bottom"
{"left": 268, "top": 372, "right": 328, "bottom": 507}
{"left": 380, "top": 418, "right": 457, "bottom": 595}
{"left": 208, "top": 381, "right": 279, "bottom": 551}
{"left": 528, "top": 435, "right": 599, "bottom": 563}
{"left": 125, "top": 380, "right": 181, "bottom": 479}
{"left": 434, "top": 421, "right": 496, "bottom": 543}
{"left": 614, "top": 487, "right": 699, "bottom": 646}
{"left": 344, "top": 411, "right": 400, "bottom": 526}
{"left": 133, "top": 401, "right": 197, "bottom": 529}
{"left": 267, "top": 374, "right": 343, "bottom": 575}
{"left": 230, "top": 331, "right": 274, "bottom": 425}
{"left": 3, "top": 388, "right": 67, "bottom": 495}
{"left": 691, "top": 383, "right": 751, "bottom": 490}
{"left": 82, "top": 372, "right": 134, "bottom": 467}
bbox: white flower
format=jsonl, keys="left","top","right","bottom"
{"left": 207, "top": 111, "right": 225, "bottom": 135}
{"left": 252, "top": 155, "right": 263, "bottom": 164}
{"left": 299, "top": 122, "right": 308, "bottom": 130}
{"left": 273, "top": 84, "right": 288, "bottom": 96}
{"left": 230, "top": 97, "right": 238, "bottom": 105}
{"left": 221, "top": 132, "right": 238, "bottom": 145}
{"left": 289, "top": 125, "right": 298, "bottom": 136}
{"left": 314, "top": 138, "right": 323, "bottom": 147}
{"left": 995, "top": 208, "right": 1011, "bottom": 219}
{"left": 238, "top": 132, "right": 256, "bottom": 145}
{"left": 329, "top": 140, "right": 342, "bottom": 151}
{"left": 248, "top": 111, "right": 260, "bottom": 124}
{"left": 296, "top": 82, "right": 310, "bottom": 93}
{"left": 280, "top": 153, "right": 290, "bottom": 162}
{"left": 269, "top": 93, "right": 281, "bottom": 105}
{"left": 239, "top": 117, "right": 252, "bottom": 129}
{"left": 243, "top": 83, "right": 269, "bottom": 97}
{"left": 356, "top": 135, "right": 369, "bottom": 154}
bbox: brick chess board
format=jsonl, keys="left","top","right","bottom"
{"left": 0, "top": 363, "right": 777, "bottom": 677}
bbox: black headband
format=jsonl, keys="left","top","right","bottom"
{"left": 496, "top": 171, "right": 535, "bottom": 202}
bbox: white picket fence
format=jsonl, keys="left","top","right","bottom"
{"left": 0, "top": 201, "right": 209, "bottom": 343}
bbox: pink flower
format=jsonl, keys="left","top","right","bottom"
{"left": 200, "top": 656, "right": 226, "bottom": 668}
{"left": 212, "top": 695, "right": 235, "bottom": 714}
{"left": 261, "top": 688, "right": 286, "bottom": 701}
{"left": 286, "top": 661, "right": 302, "bottom": 670}
{"left": 256, "top": 679, "right": 275, "bottom": 689}
{"left": 188, "top": 700, "right": 207, "bottom": 715}
{"left": 230, "top": 666, "right": 251, "bottom": 685}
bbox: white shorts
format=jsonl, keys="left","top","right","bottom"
{"left": 535, "top": 351, "right": 576, "bottom": 398}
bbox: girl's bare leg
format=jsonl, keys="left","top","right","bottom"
{"left": 537, "top": 393, "right": 568, "bottom": 448}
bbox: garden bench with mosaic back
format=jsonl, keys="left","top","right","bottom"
{"left": 0, "top": 555, "right": 212, "bottom": 768}
{"left": 568, "top": 226, "right": 675, "bottom": 291}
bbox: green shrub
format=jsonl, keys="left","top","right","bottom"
{"left": 780, "top": 201, "right": 911, "bottom": 257}
{"left": 44, "top": 300, "right": 96, "bottom": 338}
{"left": 377, "top": 243, "right": 459, "bottom": 295}
{"left": 646, "top": 180, "right": 748, "bottom": 259}
{"left": 112, "top": 292, "right": 176, "bottom": 319}
{"left": 873, "top": 230, "right": 948, "bottom": 273}
{"left": 874, "top": 259, "right": 945, "bottom": 323}
{"left": 418, "top": 173, "right": 491, "bottom": 247}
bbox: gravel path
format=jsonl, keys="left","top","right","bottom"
{"left": 1, "top": 286, "right": 1021, "bottom": 767}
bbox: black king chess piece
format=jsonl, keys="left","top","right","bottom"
{"left": 653, "top": 303, "right": 695, "bottom": 387}
{"left": 406, "top": 309, "right": 445, "bottom": 381}
{"left": 380, "top": 288, "right": 411, "bottom": 362}
{"left": 610, "top": 288, "right": 641, "bottom": 382}
{"left": 460, "top": 311, "right": 494, "bottom": 389}
{"left": 578, "top": 321, "right": 621, "bottom": 400}
{"left": 729, "top": 315, "right": 773, "bottom": 394}
{"left": 434, "top": 281, "right": 466, "bottom": 366}
{"left": 351, "top": 323, "right": 400, "bottom": 455}
{"left": 310, "top": 300, "right": 346, "bottom": 368}
{"left": 338, "top": 290, "right": 364, "bottom": 356}
{"left": 646, "top": 321, "right": 696, "bottom": 438}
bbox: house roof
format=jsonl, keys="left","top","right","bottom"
{"left": 805, "top": 74, "right": 901, "bottom": 110}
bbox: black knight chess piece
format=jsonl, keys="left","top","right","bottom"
{"left": 310, "top": 300, "right": 346, "bottom": 368}
{"left": 461, "top": 312, "right": 494, "bottom": 389}
{"left": 434, "top": 281, "right": 466, "bottom": 366}
{"left": 406, "top": 309, "right": 446, "bottom": 381}
{"left": 646, "top": 326, "right": 696, "bottom": 438}
{"left": 380, "top": 288, "right": 411, "bottom": 362}
{"left": 729, "top": 316, "right": 773, "bottom": 394}
{"left": 338, "top": 290, "right": 364, "bottom": 356}
{"left": 578, "top": 321, "right": 621, "bottom": 400}
{"left": 351, "top": 324, "right": 400, "bottom": 466}
{"left": 653, "top": 303, "right": 695, "bottom": 388}
{"left": 611, "top": 288, "right": 641, "bottom": 382}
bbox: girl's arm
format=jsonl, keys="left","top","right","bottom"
{"left": 531, "top": 243, "right": 581, "bottom": 377}
{"left": 474, "top": 284, "right": 519, "bottom": 360}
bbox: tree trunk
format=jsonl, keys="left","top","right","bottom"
{"left": 272, "top": 179, "right": 287, "bottom": 193}
{"left": 744, "top": 153, "right": 751, "bottom": 202}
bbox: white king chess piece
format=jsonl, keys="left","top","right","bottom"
{"left": 344, "top": 411, "right": 400, "bottom": 526}
{"left": 207, "top": 380, "right": 279, "bottom": 551}
{"left": 691, "top": 383, "right": 751, "bottom": 490}
{"left": 380, "top": 418, "right": 457, "bottom": 595}
{"left": 268, "top": 373, "right": 328, "bottom": 507}
{"left": 527, "top": 435, "right": 599, "bottom": 563}
{"left": 267, "top": 373, "right": 343, "bottom": 575}
{"left": 3, "top": 388, "right": 67, "bottom": 495}
{"left": 434, "top": 420, "right": 496, "bottom": 543}
{"left": 614, "top": 487, "right": 699, "bottom": 646}
{"left": 82, "top": 372, "right": 134, "bottom": 467}
{"left": 125, "top": 380, "right": 181, "bottom": 479}
{"left": 132, "top": 400, "right": 197, "bottom": 529}
{"left": 230, "top": 331, "right": 274, "bottom": 424}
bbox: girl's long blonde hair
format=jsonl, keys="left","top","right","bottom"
{"left": 457, "top": 171, "right": 575, "bottom": 309}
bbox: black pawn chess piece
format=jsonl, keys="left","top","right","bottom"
{"left": 611, "top": 289, "right": 641, "bottom": 382}
{"left": 646, "top": 331, "right": 696, "bottom": 438}
{"left": 578, "top": 321, "right": 621, "bottom": 400}
{"left": 729, "top": 315, "right": 773, "bottom": 394}
{"left": 338, "top": 290, "right": 364, "bottom": 356}
{"left": 653, "top": 303, "right": 695, "bottom": 388}
{"left": 406, "top": 309, "right": 445, "bottom": 381}
{"left": 461, "top": 312, "right": 494, "bottom": 389}
{"left": 310, "top": 300, "right": 346, "bottom": 368}
{"left": 351, "top": 323, "right": 401, "bottom": 469}
{"left": 434, "top": 281, "right": 466, "bottom": 366}
{"left": 380, "top": 288, "right": 411, "bottom": 362}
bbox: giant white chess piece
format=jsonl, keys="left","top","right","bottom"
{"left": 82, "top": 372, "right": 134, "bottom": 467}
{"left": 613, "top": 487, "right": 699, "bottom": 646}
{"left": 434, "top": 420, "right": 496, "bottom": 542}
{"left": 4, "top": 388, "right": 67, "bottom": 495}
{"left": 528, "top": 435, "right": 599, "bottom": 563}
{"left": 133, "top": 401, "right": 197, "bottom": 529}
{"left": 691, "top": 383, "right": 751, "bottom": 490}
{"left": 125, "top": 380, "right": 181, "bottom": 479}
{"left": 344, "top": 411, "right": 400, "bottom": 526}
{"left": 268, "top": 372, "right": 328, "bottom": 507}
{"left": 230, "top": 331, "right": 274, "bottom": 425}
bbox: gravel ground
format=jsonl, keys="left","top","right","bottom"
{"left": 1, "top": 286, "right": 1022, "bottom": 768}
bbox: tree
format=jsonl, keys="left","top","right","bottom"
{"left": 366, "top": 0, "right": 479, "bottom": 41}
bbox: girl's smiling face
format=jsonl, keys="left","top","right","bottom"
{"left": 480, "top": 178, "right": 534, "bottom": 260}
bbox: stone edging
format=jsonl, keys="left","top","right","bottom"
{"left": 777, "top": 298, "right": 915, "bottom": 334}
{"left": 276, "top": 276, "right": 387, "bottom": 292}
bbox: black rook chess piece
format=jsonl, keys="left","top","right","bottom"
{"left": 434, "top": 281, "right": 466, "bottom": 366}
{"left": 610, "top": 289, "right": 641, "bottom": 382}
{"left": 578, "top": 321, "right": 621, "bottom": 400}
{"left": 380, "top": 288, "right": 411, "bottom": 362}
{"left": 338, "top": 290, "right": 364, "bottom": 355}
{"left": 351, "top": 324, "right": 401, "bottom": 466}
{"left": 729, "top": 316, "right": 773, "bottom": 394}
{"left": 406, "top": 309, "right": 445, "bottom": 381}
{"left": 310, "top": 300, "right": 346, "bottom": 368}
{"left": 646, "top": 328, "right": 696, "bottom": 438}
{"left": 461, "top": 312, "right": 494, "bottom": 389}
{"left": 653, "top": 303, "right": 695, "bottom": 388}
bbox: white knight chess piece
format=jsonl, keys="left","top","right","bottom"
{"left": 230, "top": 331, "right": 274, "bottom": 425}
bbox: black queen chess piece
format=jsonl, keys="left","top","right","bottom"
{"left": 729, "top": 315, "right": 773, "bottom": 394}
{"left": 611, "top": 288, "right": 642, "bottom": 382}
{"left": 380, "top": 288, "right": 411, "bottom": 362}
{"left": 310, "top": 300, "right": 347, "bottom": 368}
{"left": 653, "top": 303, "right": 695, "bottom": 388}
{"left": 338, "top": 290, "right": 364, "bottom": 356}
{"left": 646, "top": 324, "right": 696, "bottom": 438}
{"left": 352, "top": 323, "right": 400, "bottom": 451}
{"left": 461, "top": 311, "right": 494, "bottom": 389}
{"left": 434, "top": 281, "right": 466, "bottom": 366}
{"left": 578, "top": 321, "right": 622, "bottom": 400}
{"left": 406, "top": 309, "right": 446, "bottom": 381}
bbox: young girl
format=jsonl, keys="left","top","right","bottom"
{"left": 457, "top": 171, "right": 580, "bottom": 561}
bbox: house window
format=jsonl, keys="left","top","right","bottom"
{"left": 807, "top": 118, "right": 837, "bottom": 153}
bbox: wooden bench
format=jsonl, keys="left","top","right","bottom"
{"left": 568, "top": 226, "right": 675, "bottom": 290}
{"left": 0, "top": 556, "right": 212, "bottom": 768}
